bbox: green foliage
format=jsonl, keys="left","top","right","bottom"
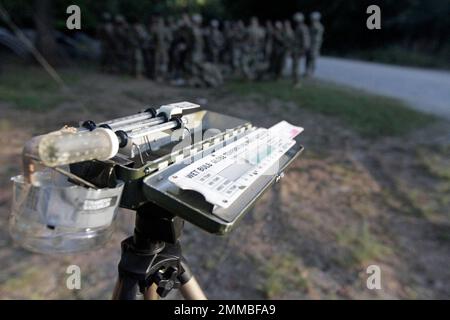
{"left": 1, "top": 0, "right": 448, "bottom": 65}
{"left": 226, "top": 79, "right": 436, "bottom": 138}
{"left": 222, "top": 0, "right": 450, "bottom": 55}
{"left": 1, "top": 0, "right": 226, "bottom": 30}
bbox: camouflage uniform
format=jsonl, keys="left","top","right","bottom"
{"left": 114, "top": 15, "right": 133, "bottom": 75}
{"left": 206, "top": 19, "right": 224, "bottom": 64}
{"left": 186, "top": 14, "right": 223, "bottom": 87}
{"left": 222, "top": 20, "right": 234, "bottom": 72}
{"left": 284, "top": 20, "right": 295, "bottom": 58}
{"left": 170, "top": 14, "right": 192, "bottom": 82}
{"left": 270, "top": 21, "right": 288, "bottom": 79}
{"left": 130, "top": 22, "right": 149, "bottom": 78}
{"left": 97, "top": 13, "right": 116, "bottom": 73}
{"left": 292, "top": 12, "right": 310, "bottom": 83}
{"left": 150, "top": 17, "right": 171, "bottom": 81}
{"left": 306, "top": 12, "right": 324, "bottom": 77}
{"left": 187, "top": 14, "right": 204, "bottom": 83}
{"left": 166, "top": 16, "right": 178, "bottom": 78}
{"left": 195, "top": 62, "right": 224, "bottom": 87}
{"left": 241, "top": 17, "right": 266, "bottom": 80}
{"left": 264, "top": 20, "right": 274, "bottom": 70}
{"left": 190, "top": 14, "right": 205, "bottom": 65}
{"left": 231, "top": 21, "right": 246, "bottom": 75}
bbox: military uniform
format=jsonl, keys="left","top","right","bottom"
{"left": 306, "top": 12, "right": 324, "bottom": 77}
{"left": 284, "top": 20, "right": 295, "bottom": 69}
{"left": 241, "top": 17, "right": 266, "bottom": 80}
{"left": 231, "top": 21, "right": 246, "bottom": 76}
{"left": 170, "top": 15, "right": 192, "bottom": 83}
{"left": 185, "top": 14, "right": 223, "bottom": 87}
{"left": 292, "top": 12, "right": 310, "bottom": 83}
{"left": 270, "top": 21, "right": 288, "bottom": 79}
{"left": 222, "top": 21, "right": 234, "bottom": 73}
{"left": 131, "top": 22, "right": 149, "bottom": 78}
{"left": 264, "top": 21, "right": 274, "bottom": 71}
{"left": 97, "top": 13, "right": 116, "bottom": 73}
{"left": 150, "top": 17, "right": 171, "bottom": 81}
{"left": 114, "top": 15, "right": 134, "bottom": 75}
{"left": 206, "top": 19, "right": 224, "bottom": 64}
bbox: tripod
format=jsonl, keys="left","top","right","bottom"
{"left": 111, "top": 202, "right": 206, "bottom": 300}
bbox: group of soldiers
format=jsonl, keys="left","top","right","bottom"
{"left": 98, "top": 11, "right": 324, "bottom": 87}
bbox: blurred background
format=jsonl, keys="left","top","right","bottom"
{"left": 0, "top": 0, "right": 449, "bottom": 299}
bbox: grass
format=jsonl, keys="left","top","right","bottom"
{"left": 407, "top": 145, "right": 450, "bottom": 219}
{"left": 226, "top": 79, "right": 436, "bottom": 139}
{"left": 260, "top": 254, "right": 309, "bottom": 299}
{"left": 0, "top": 65, "right": 80, "bottom": 111}
{"left": 334, "top": 222, "right": 390, "bottom": 268}
{"left": 417, "top": 145, "right": 450, "bottom": 180}
{"left": 1, "top": 63, "right": 437, "bottom": 137}
{"left": 0, "top": 87, "right": 65, "bottom": 111}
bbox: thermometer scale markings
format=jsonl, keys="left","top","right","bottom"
{"left": 169, "top": 121, "right": 303, "bottom": 210}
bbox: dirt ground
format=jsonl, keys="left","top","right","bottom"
{"left": 0, "top": 68, "right": 449, "bottom": 299}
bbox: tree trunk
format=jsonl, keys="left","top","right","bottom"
{"left": 34, "top": 0, "right": 60, "bottom": 65}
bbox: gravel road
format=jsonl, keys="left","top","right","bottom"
{"left": 290, "top": 56, "right": 450, "bottom": 119}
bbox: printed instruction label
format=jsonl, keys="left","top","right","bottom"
{"left": 169, "top": 121, "right": 303, "bottom": 210}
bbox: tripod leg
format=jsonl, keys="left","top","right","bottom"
{"left": 111, "top": 278, "right": 122, "bottom": 300}
{"left": 178, "top": 257, "right": 207, "bottom": 300}
{"left": 111, "top": 276, "right": 139, "bottom": 300}
{"left": 143, "top": 283, "right": 159, "bottom": 300}
{"left": 180, "top": 276, "right": 207, "bottom": 300}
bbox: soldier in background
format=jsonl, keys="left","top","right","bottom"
{"left": 190, "top": 14, "right": 205, "bottom": 65}
{"left": 184, "top": 13, "right": 202, "bottom": 86}
{"left": 222, "top": 20, "right": 234, "bottom": 73}
{"left": 292, "top": 12, "right": 310, "bottom": 85}
{"left": 130, "top": 18, "right": 149, "bottom": 78}
{"left": 142, "top": 18, "right": 155, "bottom": 79}
{"left": 188, "top": 14, "right": 207, "bottom": 86}
{"left": 284, "top": 19, "right": 295, "bottom": 69}
{"left": 166, "top": 16, "right": 178, "bottom": 78}
{"left": 242, "top": 17, "right": 265, "bottom": 80}
{"left": 270, "top": 21, "right": 288, "bottom": 79}
{"left": 187, "top": 14, "right": 224, "bottom": 87}
{"left": 150, "top": 17, "right": 171, "bottom": 82}
{"left": 306, "top": 11, "right": 324, "bottom": 77}
{"left": 206, "top": 19, "right": 224, "bottom": 64}
{"left": 282, "top": 20, "right": 295, "bottom": 81}
{"left": 199, "top": 61, "right": 224, "bottom": 87}
{"left": 114, "top": 15, "right": 133, "bottom": 75}
{"left": 231, "top": 21, "right": 246, "bottom": 76}
{"left": 170, "top": 14, "right": 192, "bottom": 84}
{"left": 264, "top": 20, "right": 274, "bottom": 74}
{"left": 97, "top": 12, "right": 323, "bottom": 87}
{"left": 97, "top": 12, "right": 115, "bottom": 73}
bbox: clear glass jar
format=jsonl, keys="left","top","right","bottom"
{"left": 9, "top": 170, "right": 124, "bottom": 254}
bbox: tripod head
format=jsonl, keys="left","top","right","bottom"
{"left": 113, "top": 202, "right": 189, "bottom": 299}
